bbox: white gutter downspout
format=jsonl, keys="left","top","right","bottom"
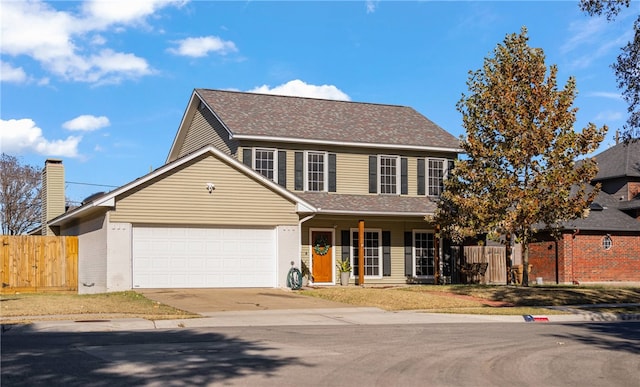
{"left": 298, "top": 213, "right": 317, "bottom": 283}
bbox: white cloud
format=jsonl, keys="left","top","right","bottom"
{"left": 0, "top": 61, "right": 27, "bottom": 83}
{"left": 168, "top": 36, "right": 238, "bottom": 57}
{"left": 1, "top": 1, "right": 76, "bottom": 60}
{"left": 366, "top": 0, "right": 378, "bottom": 14}
{"left": 562, "top": 17, "right": 633, "bottom": 70}
{"left": 81, "top": 0, "right": 186, "bottom": 27}
{"left": 594, "top": 110, "right": 624, "bottom": 122}
{"left": 249, "top": 80, "right": 351, "bottom": 101}
{"left": 0, "top": 0, "right": 182, "bottom": 84}
{"left": 62, "top": 115, "right": 110, "bottom": 131}
{"left": 90, "top": 34, "right": 107, "bottom": 46}
{"left": 588, "top": 91, "right": 623, "bottom": 100}
{"left": 0, "top": 118, "right": 81, "bottom": 157}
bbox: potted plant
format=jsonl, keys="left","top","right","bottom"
{"left": 336, "top": 259, "right": 352, "bottom": 286}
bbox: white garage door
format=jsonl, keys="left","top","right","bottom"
{"left": 133, "top": 227, "right": 276, "bottom": 288}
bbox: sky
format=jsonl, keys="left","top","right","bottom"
{"left": 1, "top": 0, "right": 637, "bottom": 205}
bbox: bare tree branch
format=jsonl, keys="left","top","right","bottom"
{"left": 0, "top": 154, "right": 41, "bottom": 235}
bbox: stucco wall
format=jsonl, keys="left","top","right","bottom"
{"left": 68, "top": 215, "right": 108, "bottom": 294}
{"left": 277, "top": 225, "right": 300, "bottom": 288}
{"left": 106, "top": 222, "right": 132, "bottom": 292}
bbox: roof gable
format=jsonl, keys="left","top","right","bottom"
{"left": 50, "top": 146, "right": 315, "bottom": 226}
{"left": 563, "top": 190, "right": 640, "bottom": 232}
{"left": 593, "top": 140, "right": 640, "bottom": 180}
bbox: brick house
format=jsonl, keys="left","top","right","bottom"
{"left": 528, "top": 140, "right": 640, "bottom": 284}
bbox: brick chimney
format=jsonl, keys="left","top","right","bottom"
{"left": 42, "top": 159, "right": 65, "bottom": 235}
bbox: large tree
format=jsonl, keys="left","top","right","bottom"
{"left": 437, "top": 28, "right": 607, "bottom": 286}
{"left": 580, "top": 0, "right": 639, "bottom": 141}
{"left": 0, "top": 154, "right": 41, "bottom": 235}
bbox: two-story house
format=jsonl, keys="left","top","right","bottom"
{"left": 46, "top": 89, "right": 462, "bottom": 293}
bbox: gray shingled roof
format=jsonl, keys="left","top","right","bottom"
{"left": 295, "top": 192, "right": 438, "bottom": 215}
{"left": 195, "top": 89, "right": 461, "bottom": 150}
{"left": 593, "top": 140, "right": 640, "bottom": 180}
{"left": 617, "top": 199, "right": 640, "bottom": 210}
{"left": 562, "top": 190, "right": 640, "bottom": 232}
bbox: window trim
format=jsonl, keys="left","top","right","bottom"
{"left": 252, "top": 147, "right": 278, "bottom": 182}
{"left": 378, "top": 155, "right": 401, "bottom": 195}
{"left": 602, "top": 235, "right": 613, "bottom": 250}
{"left": 350, "top": 228, "right": 383, "bottom": 279}
{"left": 304, "top": 150, "right": 329, "bottom": 192}
{"left": 413, "top": 229, "right": 436, "bottom": 278}
{"left": 425, "top": 157, "right": 448, "bottom": 197}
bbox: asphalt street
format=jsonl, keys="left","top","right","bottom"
{"left": 2, "top": 321, "right": 639, "bottom": 386}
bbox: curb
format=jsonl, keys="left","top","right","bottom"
{"left": 2, "top": 308, "right": 639, "bottom": 334}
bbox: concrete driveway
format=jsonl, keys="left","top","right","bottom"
{"left": 137, "top": 288, "right": 351, "bottom": 314}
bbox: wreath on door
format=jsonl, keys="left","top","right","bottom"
{"left": 313, "top": 235, "right": 331, "bottom": 256}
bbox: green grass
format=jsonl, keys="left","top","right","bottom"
{"left": 301, "top": 284, "right": 640, "bottom": 315}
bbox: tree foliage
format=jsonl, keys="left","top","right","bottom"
{"left": 436, "top": 28, "right": 607, "bottom": 286}
{"left": 0, "top": 154, "right": 41, "bottom": 235}
{"left": 580, "top": 0, "right": 639, "bottom": 141}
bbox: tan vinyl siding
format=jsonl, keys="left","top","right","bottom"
{"left": 287, "top": 150, "right": 295, "bottom": 190}
{"left": 110, "top": 154, "right": 298, "bottom": 226}
{"left": 335, "top": 153, "right": 369, "bottom": 194}
{"left": 237, "top": 142, "right": 457, "bottom": 196}
{"left": 301, "top": 217, "right": 433, "bottom": 284}
{"left": 407, "top": 157, "right": 417, "bottom": 196}
{"left": 178, "top": 108, "right": 238, "bottom": 158}
{"left": 42, "top": 160, "right": 65, "bottom": 235}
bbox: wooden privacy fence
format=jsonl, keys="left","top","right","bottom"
{"left": 463, "top": 246, "right": 507, "bottom": 284}
{"left": 1, "top": 235, "right": 78, "bottom": 293}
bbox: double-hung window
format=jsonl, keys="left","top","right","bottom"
{"left": 427, "top": 158, "right": 446, "bottom": 196}
{"left": 413, "top": 230, "right": 435, "bottom": 277}
{"left": 351, "top": 229, "right": 382, "bottom": 278}
{"left": 379, "top": 155, "right": 400, "bottom": 194}
{"left": 294, "top": 151, "right": 335, "bottom": 192}
{"left": 306, "top": 151, "right": 327, "bottom": 191}
{"left": 254, "top": 148, "right": 277, "bottom": 181}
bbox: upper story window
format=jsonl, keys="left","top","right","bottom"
{"left": 243, "top": 147, "right": 286, "bottom": 187}
{"left": 294, "top": 151, "right": 336, "bottom": 192}
{"left": 306, "top": 151, "right": 327, "bottom": 191}
{"left": 427, "top": 158, "right": 446, "bottom": 196}
{"left": 254, "top": 148, "right": 276, "bottom": 181}
{"left": 369, "top": 155, "right": 407, "bottom": 195}
{"left": 379, "top": 155, "right": 400, "bottom": 194}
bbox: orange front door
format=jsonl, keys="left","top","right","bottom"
{"left": 311, "top": 230, "right": 333, "bottom": 283}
